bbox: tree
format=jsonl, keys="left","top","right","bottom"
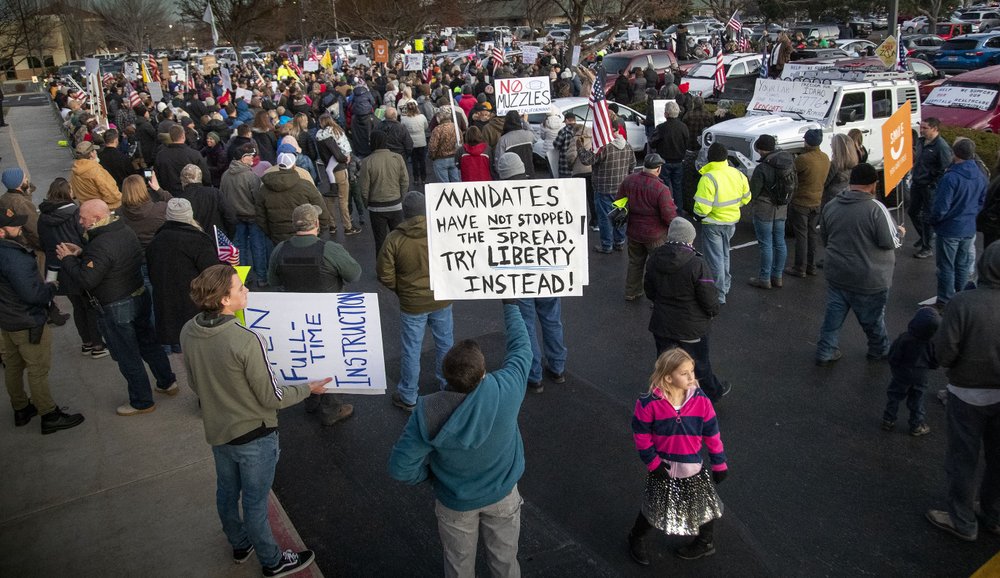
{"left": 548, "top": 0, "right": 685, "bottom": 60}
{"left": 0, "top": 0, "right": 57, "bottom": 71}
{"left": 901, "top": 0, "right": 948, "bottom": 31}
{"left": 704, "top": 0, "right": 747, "bottom": 24}
{"left": 93, "top": 0, "right": 171, "bottom": 53}
{"left": 338, "top": 0, "right": 438, "bottom": 56}
{"left": 49, "top": 0, "right": 103, "bottom": 59}
{"left": 177, "top": 0, "right": 284, "bottom": 53}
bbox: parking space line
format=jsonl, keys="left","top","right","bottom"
{"left": 732, "top": 240, "right": 758, "bottom": 250}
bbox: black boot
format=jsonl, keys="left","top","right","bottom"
{"left": 47, "top": 304, "right": 70, "bottom": 326}
{"left": 675, "top": 539, "right": 715, "bottom": 560}
{"left": 41, "top": 408, "right": 85, "bottom": 435}
{"left": 628, "top": 531, "right": 650, "bottom": 566}
{"left": 14, "top": 402, "right": 38, "bottom": 426}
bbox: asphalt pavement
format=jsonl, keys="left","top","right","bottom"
{"left": 1, "top": 95, "right": 998, "bottom": 577}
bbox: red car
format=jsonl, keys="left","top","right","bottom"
{"left": 922, "top": 65, "right": 1000, "bottom": 132}
{"left": 602, "top": 49, "right": 679, "bottom": 91}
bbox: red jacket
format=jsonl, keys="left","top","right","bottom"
{"left": 459, "top": 142, "right": 491, "bottom": 182}
{"left": 617, "top": 171, "right": 676, "bottom": 244}
{"left": 458, "top": 95, "right": 477, "bottom": 120}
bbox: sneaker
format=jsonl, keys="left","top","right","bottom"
{"left": 675, "top": 540, "right": 716, "bottom": 560}
{"left": 345, "top": 227, "right": 362, "bottom": 236}
{"left": 90, "top": 346, "right": 110, "bottom": 359}
{"left": 926, "top": 509, "right": 977, "bottom": 541}
{"left": 593, "top": 245, "right": 613, "bottom": 254}
{"left": 262, "top": 549, "right": 315, "bottom": 578}
{"left": 881, "top": 420, "right": 895, "bottom": 432}
{"left": 613, "top": 243, "right": 625, "bottom": 252}
{"left": 624, "top": 294, "right": 643, "bottom": 301}
{"left": 914, "top": 248, "right": 934, "bottom": 259}
{"left": 14, "top": 402, "right": 38, "bottom": 427}
{"left": 116, "top": 403, "right": 156, "bottom": 416}
{"left": 770, "top": 277, "right": 783, "bottom": 288}
{"left": 391, "top": 392, "right": 415, "bottom": 413}
{"left": 527, "top": 381, "right": 544, "bottom": 393}
{"left": 805, "top": 266, "right": 818, "bottom": 276}
{"left": 320, "top": 404, "right": 354, "bottom": 426}
{"left": 155, "top": 382, "right": 180, "bottom": 396}
{"left": 81, "top": 343, "right": 94, "bottom": 355}
{"left": 815, "top": 349, "right": 843, "bottom": 367}
{"left": 784, "top": 267, "right": 807, "bottom": 278}
{"left": 910, "top": 423, "right": 931, "bottom": 437}
{"left": 977, "top": 512, "right": 1000, "bottom": 536}
{"left": 41, "top": 408, "right": 85, "bottom": 434}
{"left": 628, "top": 532, "right": 650, "bottom": 566}
{"left": 233, "top": 544, "right": 255, "bottom": 564}
{"left": 748, "top": 277, "right": 771, "bottom": 289}
{"left": 544, "top": 367, "right": 566, "bottom": 384}
{"left": 866, "top": 351, "right": 888, "bottom": 361}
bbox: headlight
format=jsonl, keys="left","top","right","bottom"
{"left": 703, "top": 131, "right": 714, "bottom": 145}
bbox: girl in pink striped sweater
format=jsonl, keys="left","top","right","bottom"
{"left": 628, "top": 348, "right": 728, "bottom": 564}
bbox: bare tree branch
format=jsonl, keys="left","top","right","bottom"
{"left": 93, "top": 0, "right": 171, "bottom": 53}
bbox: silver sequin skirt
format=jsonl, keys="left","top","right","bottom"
{"left": 640, "top": 467, "right": 723, "bottom": 536}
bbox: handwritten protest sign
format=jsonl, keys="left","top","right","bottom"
{"left": 220, "top": 67, "right": 232, "bottom": 93}
{"left": 236, "top": 87, "right": 253, "bottom": 102}
{"left": 244, "top": 292, "right": 386, "bottom": 394}
{"left": 494, "top": 76, "right": 553, "bottom": 115}
{"left": 521, "top": 45, "right": 540, "bottom": 65}
{"left": 748, "top": 79, "right": 836, "bottom": 121}
{"left": 425, "top": 178, "right": 590, "bottom": 300}
{"left": 404, "top": 54, "right": 423, "bottom": 71}
{"left": 628, "top": 26, "right": 640, "bottom": 43}
{"left": 303, "top": 60, "right": 319, "bottom": 71}
{"left": 652, "top": 99, "right": 678, "bottom": 124}
{"left": 924, "top": 86, "right": 998, "bottom": 112}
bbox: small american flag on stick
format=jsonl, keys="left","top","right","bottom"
{"left": 214, "top": 226, "right": 241, "bottom": 266}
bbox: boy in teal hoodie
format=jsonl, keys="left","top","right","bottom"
{"left": 389, "top": 303, "right": 531, "bottom": 577}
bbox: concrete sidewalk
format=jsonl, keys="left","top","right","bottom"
{"left": 0, "top": 103, "right": 322, "bottom": 578}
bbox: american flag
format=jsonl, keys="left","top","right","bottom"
{"left": 124, "top": 82, "right": 142, "bottom": 109}
{"left": 214, "top": 226, "right": 240, "bottom": 266}
{"left": 738, "top": 33, "right": 751, "bottom": 52}
{"left": 897, "top": 29, "right": 907, "bottom": 72}
{"left": 491, "top": 45, "right": 504, "bottom": 70}
{"left": 713, "top": 50, "right": 726, "bottom": 93}
{"left": 423, "top": 66, "right": 434, "bottom": 84}
{"left": 102, "top": 72, "right": 114, "bottom": 84}
{"left": 727, "top": 10, "right": 742, "bottom": 32}
{"left": 147, "top": 55, "right": 160, "bottom": 82}
{"left": 308, "top": 41, "right": 320, "bottom": 61}
{"left": 588, "top": 74, "right": 614, "bottom": 152}
{"left": 71, "top": 89, "right": 87, "bottom": 102}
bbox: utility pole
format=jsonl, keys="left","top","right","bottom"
{"left": 330, "top": 0, "right": 339, "bottom": 40}
{"left": 888, "top": 0, "right": 899, "bottom": 41}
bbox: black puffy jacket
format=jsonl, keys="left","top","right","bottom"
{"left": 37, "top": 200, "right": 85, "bottom": 295}
{"left": 0, "top": 238, "right": 53, "bottom": 331}
{"left": 61, "top": 218, "right": 144, "bottom": 305}
{"left": 644, "top": 242, "right": 719, "bottom": 341}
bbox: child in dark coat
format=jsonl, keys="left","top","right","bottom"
{"left": 881, "top": 307, "right": 941, "bottom": 436}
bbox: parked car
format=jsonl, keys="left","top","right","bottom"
{"left": 791, "top": 23, "right": 840, "bottom": 40}
{"left": 601, "top": 49, "right": 679, "bottom": 91}
{"left": 902, "top": 34, "right": 945, "bottom": 60}
{"left": 682, "top": 52, "right": 762, "bottom": 102}
{"left": 837, "top": 39, "right": 877, "bottom": 57}
{"left": 957, "top": 9, "right": 1000, "bottom": 32}
{"left": 807, "top": 57, "right": 947, "bottom": 99}
{"left": 936, "top": 22, "right": 976, "bottom": 40}
{"left": 526, "top": 97, "right": 646, "bottom": 166}
{"left": 933, "top": 33, "right": 1000, "bottom": 73}
{"left": 903, "top": 16, "right": 930, "bottom": 33}
{"left": 922, "top": 65, "right": 1000, "bottom": 131}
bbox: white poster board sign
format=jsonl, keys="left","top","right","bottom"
{"left": 404, "top": 54, "right": 423, "bottom": 72}
{"left": 747, "top": 79, "right": 836, "bottom": 121}
{"left": 244, "top": 292, "right": 386, "bottom": 394}
{"left": 303, "top": 60, "right": 319, "bottom": 72}
{"left": 147, "top": 81, "right": 163, "bottom": 103}
{"left": 85, "top": 58, "right": 100, "bottom": 76}
{"left": 494, "top": 76, "right": 552, "bottom": 115}
{"left": 236, "top": 87, "right": 253, "bottom": 102}
{"left": 571, "top": 45, "right": 581, "bottom": 67}
{"left": 124, "top": 61, "right": 139, "bottom": 81}
{"left": 425, "top": 178, "right": 590, "bottom": 300}
{"left": 522, "top": 45, "right": 540, "bottom": 65}
{"left": 627, "top": 26, "right": 641, "bottom": 43}
{"left": 924, "top": 86, "right": 998, "bottom": 112}
{"left": 220, "top": 67, "right": 232, "bottom": 93}
{"left": 652, "top": 99, "right": 678, "bottom": 125}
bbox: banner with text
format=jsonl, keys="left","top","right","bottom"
{"left": 404, "top": 54, "right": 423, "bottom": 71}
{"left": 244, "top": 292, "right": 386, "bottom": 394}
{"left": 425, "top": 178, "right": 590, "bottom": 300}
{"left": 748, "top": 79, "right": 836, "bottom": 121}
{"left": 494, "top": 76, "right": 552, "bottom": 115}
{"left": 924, "top": 86, "right": 998, "bottom": 112}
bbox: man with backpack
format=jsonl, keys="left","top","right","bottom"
{"left": 748, "top": 135, "right": 796, "bottom": 289}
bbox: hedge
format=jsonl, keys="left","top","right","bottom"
{"left": 939, "top": 125, "right": 1000, "bottom": 171}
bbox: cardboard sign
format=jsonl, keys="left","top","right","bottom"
{"left": 373, "top": 39, "right": 389, "bottom": 63}
{"left": 303, "top": 60, "right": 319, "bottom": 71}
{"left": 881, "top": 101, "right": 913, "bottom": 195}
{"left": 522, "top": 45, "right": 540, "bottom": 65}
{"left": 924, "top": 86, "right": 999, "bottom": 112}
{"left": 201, "top": 55, "right": 217, "bottom": 74}
{"left": 425, "top": 178, "right": 590, "bottom": 300}
{"left": 244, "top": 292, "right": 386, "bottom": 394}
{"left": 628, "top": 26, "right": 641, "bottom": 43}
{"left": 874, "top": 35, "right": 898, "bottom": 70}
{"left": 404, "top": 54, "right": 423, "bottom": 71}
{"left": 748, "top": 79, "right": 836, "bottom": 121}
{"left": 494, "top": 76, "right": 552, "bottom": 115}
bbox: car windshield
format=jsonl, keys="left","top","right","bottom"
{"left": 601, "top": 55, "right": 633, "bottom": 74}
{"left": 925, "top": 82, "right": 999, "bottom": 110}
{"left": 941, "top": 39, "right": 979, "bottom": 51}
{"left": 688, "top": 62, "right": 724, "bottom": 77}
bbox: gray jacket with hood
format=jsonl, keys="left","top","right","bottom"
{"left": 820, "top": 188, "right": 902, "bottom": 294}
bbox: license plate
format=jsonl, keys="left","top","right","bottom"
{"left": 947, "top": 56, "right": 958, "bottom": 61}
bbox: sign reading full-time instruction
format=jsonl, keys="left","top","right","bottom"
{"left": 494, "top": 76, "right": 552, "bottom": 115}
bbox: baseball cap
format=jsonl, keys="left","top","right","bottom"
{"left": 291, "top": 204, "right": 322, "bottom": 231}
{"left": 0, "top": 207, "right": 28, "bottom": 227}
{"left": 277, "top": 153, "right": 297, "bottom": 170}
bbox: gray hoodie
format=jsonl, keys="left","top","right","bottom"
{"left": 220, "top": 159, "right": 262, "bottom": 221}
{"left": 820, "top": 189, "right": 902, "bottom": 294}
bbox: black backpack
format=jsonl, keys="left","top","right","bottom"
{"left": 768, "top": 163, "right": 797, "bottom": 206}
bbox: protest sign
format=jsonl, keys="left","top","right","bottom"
{"left": 571, "top": 45, "right": 581, "bottom": 67}
{"left": 652, "top": 99, "right": 678, "bottom": 125}
{"left": 494, "top": 76, "right": 552, "bottom": 115}
{"left": 147, "top": 81, "right": 163, "bottom": 103}
{"left": 373, "top": 39, "right": 389, "bottom": 63}
{"left": 404, "top": 54, "right": 423, "bottom": 71}
{"left": 236, "top": 88, "right": 253, "bottom": 102}
{"left": 303, "top": 60, "right": 319, "bottom": 71}
{"left": 85, "top": 58, "right": 100, "bottom": 76}
{"left": 881, "top": 101, "right": 913, "bottom": 196}
{"left": 924, "top": 86, "right": 998, "bottom": 112}
{"left": 747, "top": 79, "right": 836, "bottom": 121}
{"left": 124, "top": 61, "right": 138, "bottom": 81}
{"left": 628, "top": 27, "right": 640, "bottom": 43}
{"left": 425, "top": 178, "right": 590, "bottom": 300}
{"left": 244, "top": 292, "right": 386, "bottom": 394}
{"left": 414, "top": 38, "right": 424, "bottom": 52}
{"left": 220, "top": 67, "right": 232, "bottom": 93}
{"left": 522, "top": 45, "right": 540, "bottom": 65}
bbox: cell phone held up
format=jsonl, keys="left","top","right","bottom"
{"left": 143, "top": 169, "right": 153, "bottom": 180}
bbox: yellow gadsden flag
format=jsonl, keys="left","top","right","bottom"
{"left": 320, "top": 48, "right": 333, "bottom": 70}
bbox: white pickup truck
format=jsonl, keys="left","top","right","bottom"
{"left": 699, "top": 70, "right": 922, "bottom": 177}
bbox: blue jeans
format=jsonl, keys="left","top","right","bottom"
{"left": 515, "top": 298, "right": 567, "bottom": 383}
{"left": 816, "top": 286, "right": 889, "bottom": 361}
{"left": 432, "top": 158, "right": 461, "bottom": 183}
{"left": 398, "top": 306, "right": 454, "bottom": 405}
{"left": 945, "top": 392, "right": 1000, "bottom": 537}
{"left": 595, "top": 193, "right": 625, "bottom": 250}
{"left": 235, "top": 221, "right": 272, "bottom": 286}
{"left": 883, "top": 374, "right": 928, "bottom": 429}
{"left": 660, "top": 162, "right": 685, "bottom": 215}
{"left": 935, "top": 235, "right": 974, "bottom": 303}
{"left": 752, "top": 217, "right": 787, "bottom": 280}
{"left": 96, "top": 291, "right": 175, "bottom": 409}
{"left": 700, "top": 223, "right": 736, "bottom": 303}
{"left": 212, "top": 432, "right": 282, "bottom": 567}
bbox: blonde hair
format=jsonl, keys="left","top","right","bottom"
{"left": 830, "top": 133, "right": 859, "bottom": 174}
{"left": 647, "top": 348, "right": 695, "bottom": 397}
{"left": 121, "top": 175, "right": 151, "bottom": 207}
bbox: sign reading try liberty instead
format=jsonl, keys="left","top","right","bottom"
{"left": 244, "top": 292, "right": 387, "bottom": 394}
{"left": 425, "top": 179, "right": 590, "bottom": 300}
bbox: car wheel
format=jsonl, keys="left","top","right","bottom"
{"left": 906, "top": 26, "right": 913, "bottom": 33}
{"left": 985, "top": 26, "right": 993, "bottom": 32}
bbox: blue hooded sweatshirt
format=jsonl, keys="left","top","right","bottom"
{"left": 388, "top": 304, "right": 531, "bottom": 511}
{"left": 931, "top": 159, "right": 987, "bottom": 238}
